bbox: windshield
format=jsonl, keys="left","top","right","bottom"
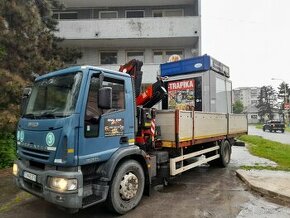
{"left": 24, "top": 72, "right": 83, "bottom": 119}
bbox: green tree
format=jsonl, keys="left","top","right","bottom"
{"left": 0, "top": 70, "right": 27, "bottom": 132}
{"left": 277, "top": 82, "right": 289, "bottom": 106}
{"left": 256, "top": 85, "right": 277, "bottom": 122}
{"left": 0, "top": 0, "right": 81, "bottom": 78}
{"left": 277, "top": 82, "right": 290, "bottom": 123}
{"left": 233, "top": 100, "right": 244, "bottom": 114}
{"left": 0, "top": 0, "right": 82, "bottom": 168}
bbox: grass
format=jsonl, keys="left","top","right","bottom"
{"left": 239, "top": 135, "right": 290, "bottom": 171}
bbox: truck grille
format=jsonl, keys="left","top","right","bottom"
{"left": 21, "top": 147, "right": 50, "bottom": 160}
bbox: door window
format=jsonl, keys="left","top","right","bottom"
{"left": 85, "top": 74, "right": 125, "bottom": 137}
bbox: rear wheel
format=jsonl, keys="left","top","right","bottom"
{"left": 281, "top": 129, "right": 285, "bottom": 133}
{"left": 210, "top": 140, "right": 231, "bottom": 167}
{"left": 106, "top": 160, "right": 145, "bottom": 215}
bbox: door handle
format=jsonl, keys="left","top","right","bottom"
{"left": 120, "top": 136, "right": 128, "bottom": 144}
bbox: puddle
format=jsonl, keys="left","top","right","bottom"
{"left": 155, "top": 183, "right": 187, "bottom": 193}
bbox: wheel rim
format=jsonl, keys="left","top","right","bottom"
{"left": 119, "top": 172, "right": 139, "bottom": 200}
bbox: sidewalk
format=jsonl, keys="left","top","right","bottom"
{"left": 236, "top": 169, "right": 290, "bottom": 203}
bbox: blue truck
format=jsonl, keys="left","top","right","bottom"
{"left": 13, "top": 55, "right": 247, "bottom": 214}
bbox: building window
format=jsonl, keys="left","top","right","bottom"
{"left": 99, "top": 11, "right": 118, "bottom": 19}
{"left": 52, "top": 13, "right": 59, "bottom": 19}
{"left": 251, "top": 115, "right": 258, "bottom": 119}
{"left": 126, "top": 10, "right": 145, "bottom": 18}
{"left": 153, "top": 50, "right": 184, "bottom": 63}
{"left": 126, "top": 51, "right": 144, "bottom": 62}
{"left": 251, "top": 100, "right": 258, "bottom": 105}
{"left": 53, "top": 12, "right": 78, "bottom": 20}
{"left": 100, "top": 52, "right": 117, "bottom": 65}
{"left": 152, "top": 9, "right": 184, "bottom": 17}
{"left": 153, "top": 51, "right": 163, "bottom": 63}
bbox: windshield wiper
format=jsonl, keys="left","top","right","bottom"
{"left": 39, "top": 112, "right": 56, "bottom": 119}
{"left": 23, "top": 113, "right": 37, "bottom": 119}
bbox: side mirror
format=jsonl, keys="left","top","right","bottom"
{"left": 21, "top": 87, "right": 32, "bottom": 115}
{"left": 98, "top": 87, "right": 112, "bottom": 109}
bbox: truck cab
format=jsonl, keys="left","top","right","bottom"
{"left": 14, "top": 66, "right": 148, "bottom": 212}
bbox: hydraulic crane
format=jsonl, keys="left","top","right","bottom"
{"left": 119, "top": 59, "right": 167, "bottom": 149}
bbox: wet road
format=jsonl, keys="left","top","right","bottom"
{"left": 2, "top": 145, "right": 290, "bottom": 218}
{"left": 248, "top": 125, "right": 290, "bottom": 144}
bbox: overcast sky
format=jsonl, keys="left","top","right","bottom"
{"left": 201, "top": 0, "right": 290, "bottom": 89}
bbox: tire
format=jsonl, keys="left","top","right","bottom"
{"left": 234, "top": 141, "right": 245, "bottom": 147}
{"left": 106, "top": 160, "right": 145, "bottom": 215}
{"left": 281, "top": 129, "right": 285, "bottom": 133}
{"left": 210, "top": 140, "right": 231, "bottom": 167}
{"left": 263, "top": 127, "right": 265, "bottom": 132}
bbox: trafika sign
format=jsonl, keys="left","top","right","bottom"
{"left": 168, "top": 79, "right": 195, "bottom": 91}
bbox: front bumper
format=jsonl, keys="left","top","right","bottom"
{"left": 14, "top": 160, "right": 108, "bottom": 209}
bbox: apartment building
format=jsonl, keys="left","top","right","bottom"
{"left": 233, "top": 87, "right": 261, "bottom": 123}
{"left": 54, "top": 0, "right": 201, "bottom": 86}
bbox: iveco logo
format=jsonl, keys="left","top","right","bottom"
{"left": 28, "top": 122, "right": 39, "bottom": 128}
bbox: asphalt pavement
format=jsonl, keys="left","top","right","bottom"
{"left": 1, "top": 126, "right": 290, "bottom": 217}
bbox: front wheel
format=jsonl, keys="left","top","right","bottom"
{"left": 106, "top": 160, "right": 145, "bottom": 215}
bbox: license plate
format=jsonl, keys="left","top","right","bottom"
{"left": 23, "top": 171, "right": 37, "bottom": 182}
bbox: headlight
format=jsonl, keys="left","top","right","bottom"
{"left": 48, "top": 177, "right": 78, "bottom": 191}
{"left": 13, "top": 163, "right": 19, "bottom": 176}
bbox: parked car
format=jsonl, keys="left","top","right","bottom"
{"left": 263, "top": 120, "right": 285, "bottom": 133}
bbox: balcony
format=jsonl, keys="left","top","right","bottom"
{"left": 59, "top": 0, "right": 196, "bottom": 8}
{"left": 56, "top": 17, "right": 200, "bottom": 47}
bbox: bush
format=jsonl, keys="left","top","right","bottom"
{"left": 0, "top": 132, "right": 16, "bottom": 169}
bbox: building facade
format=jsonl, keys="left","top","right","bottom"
{"left": 233, "top": 87, "right": 261, "bottom": 123}
{"left": 54, "top": 0, "right": 201, "bottom": 85}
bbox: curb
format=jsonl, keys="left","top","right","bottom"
{"left": 236, "top": 169, "right": 290, "bottom": 204}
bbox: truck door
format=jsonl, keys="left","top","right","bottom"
{"left": 78, "top": 71, "right": 134, "bottom": 165}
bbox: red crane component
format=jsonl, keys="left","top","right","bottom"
{"left": 119, "top": 59, "right": 167, "bottom": 148}
{"left": 136, "top": 86, "right": 153, "bottom": 106}
{"left": 119, "top": 59, "right": 143, "bottom": 97}
{"left": 119, "top": 59, "right": 166, "bottom": 108}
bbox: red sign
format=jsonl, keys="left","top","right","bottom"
{"left": 168, "top": 79, "right": 195, "bottom": 91}
{"left": 284, "top": 103, "right": 290, "bottom": 110}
